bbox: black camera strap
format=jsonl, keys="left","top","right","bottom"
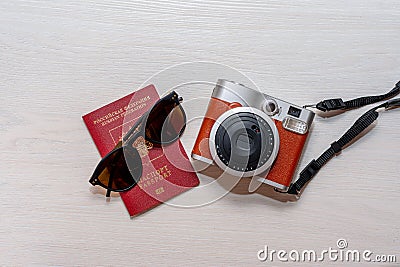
{"left": 305, "top": 81, "right": 400, "bottom": 112}
{"left": 282, "top": 81, "right": 400, "bottom": 195}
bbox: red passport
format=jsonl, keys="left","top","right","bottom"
{"left": 83, "top": 85, "right": 199, "bottom": 217}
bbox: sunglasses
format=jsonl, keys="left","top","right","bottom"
{"left": 89, "top": 91, "right": 186, "bottom": 197}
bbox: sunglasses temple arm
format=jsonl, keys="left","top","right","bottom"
{"left": 105, "top": 158, "right": 119, "bottom": 198}
{"left": 106, "top": 171, "right": 114, "bottom": 198}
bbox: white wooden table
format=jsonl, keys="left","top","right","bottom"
{"left": 1, "top": 1, "right": 399, "bottom": 266}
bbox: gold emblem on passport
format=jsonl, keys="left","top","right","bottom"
{"left": 132, "top": 136, "right": 153, "bottom": 158}
{"left": 155, "top": 187, "right": 165, "bottom": 195}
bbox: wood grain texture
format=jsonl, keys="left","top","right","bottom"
{"left": 0, "top": 0, "right": 399, "bottom": 266}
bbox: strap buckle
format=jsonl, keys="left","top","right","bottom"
{"left": 316, "top": 98, "right": 346, "bottom": 111}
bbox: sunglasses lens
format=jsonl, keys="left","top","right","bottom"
{"left": 145, "top": 99, "right": 186, "bottom": 144}
{"left": 93, "top": 147, "right": 142, "bottom": 191}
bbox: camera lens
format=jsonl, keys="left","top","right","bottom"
{"left": 214, "top": 112, "right": 276, "bottom": 172}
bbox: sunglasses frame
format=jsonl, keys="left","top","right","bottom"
{"left": 89, "top": 91, "right": 186, "bottom": 197}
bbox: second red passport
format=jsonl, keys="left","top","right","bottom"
{"left": 83, "top": 85, "right": 199, "bottom": 217}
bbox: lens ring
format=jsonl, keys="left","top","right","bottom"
{"left": 209, "top": 107, "right": 280, "bottom": 177}
{"left": 215, "top": 112, "right": 274, "bottom": 172}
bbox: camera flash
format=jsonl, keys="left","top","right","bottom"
{"left": 282, "top": 117, "right": 308, "bottom": 134}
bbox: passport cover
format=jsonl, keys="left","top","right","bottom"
{"left": 83, "top": 85, "right": 199, "bottom": 217}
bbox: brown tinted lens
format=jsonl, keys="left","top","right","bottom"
{"left": 145, "top": 99, "right": 185, "bottom": 144}
{"left": 96, "top": 147, "right": 142, "bottom": 191}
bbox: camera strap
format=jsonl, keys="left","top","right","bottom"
{"left": 305, "top": 81, "right": 400, "bottom": 112}
{"left": 283, "top": 81, "right": 400, "bottom": 195}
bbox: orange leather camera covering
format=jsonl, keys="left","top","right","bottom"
{"left": 192, "top": 97, "right": 308, "bottom": 187}
{"left": 267, "top": 122, "right": 308, "bottom": 187}
{"left": 192, "top": 97, "right": 235, "bottom": 159}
